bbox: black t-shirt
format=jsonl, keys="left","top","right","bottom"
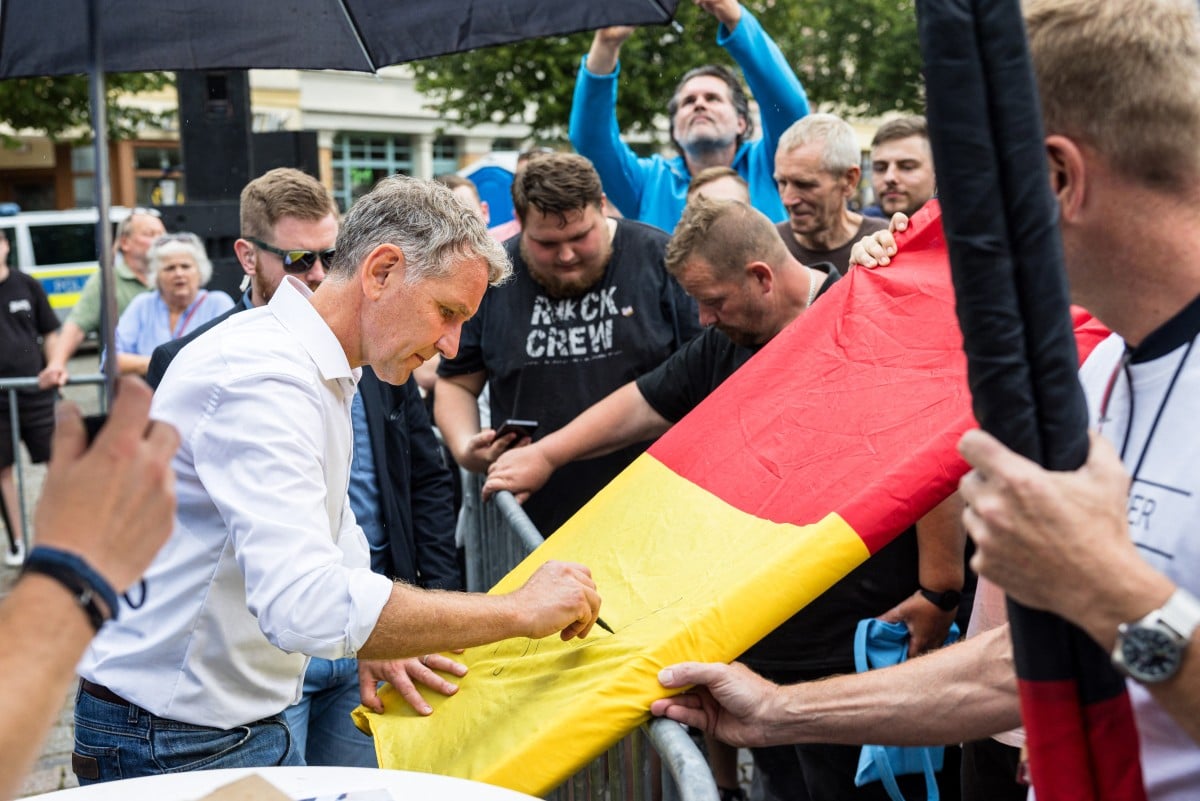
{"left": 776, "top": 215, "right": 889, "bottom": 274}
{"left": 439, "top": 219, "right": 701, "bottom": 534}
{"left": 638, "top": 263, "right": 919, "bottom": 676}
{"left": 0, "top": 269, "right": 58, "bottom": 399}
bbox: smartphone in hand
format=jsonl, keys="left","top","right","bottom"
{"left": 495, "top": 418, "right": 539, "bottom": 440}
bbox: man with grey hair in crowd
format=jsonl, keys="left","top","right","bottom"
{"left": 73, "top": 176, "right": 604, "bottom": 783}
{"left": 774, "top": 113, "right": 887, "bottom": 272}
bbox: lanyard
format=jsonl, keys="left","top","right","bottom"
{"left": 1097, "top": 337, "right": 1194, "bottom": 480}
{"left": 171, "top": 291, "right": 207, "bottom": 339}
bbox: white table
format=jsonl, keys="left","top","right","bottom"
{"left": 33, "top": 766, "right": 539, "bottom": 800}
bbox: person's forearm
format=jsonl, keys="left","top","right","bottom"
{"left": 433, "top": 376, "right": 483, "bottom": 466}
{"left": 358, "top": 582, "right": 527, "bottom": 659}
{"left": 41, "top": 330, "right": 61, "bottom": 364}
{"left": 766, "top": 626, "right": 1020, "bottom": 747}
{"left": 45, "top": 322, "right": 85, "bottom": 369}
{"left": 0, "top": 576, "right": 95, "bottom": 800}
{"left": 539, "top": 382, "right": 670, "bottom": 468}
{"left": 1069, "top": 562, "right": 1200, "bottom": 744}
{"left": 586, "top": 35, "right": 621, "bottom": 75}
{"left": 116, "top": 352, "right": 151, "bottom": 376}
{"left": 916, "top": 493, "right": 966, "bottom": 591}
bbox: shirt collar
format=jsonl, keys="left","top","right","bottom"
{"left": 114, "top": 253, "right": 141, "bottom": 282}
{"left": 268, "top": 276, "right": 360, "bottom": 386}
{"left": 1127, "top": 291, "right": 1200, "bottom": 363}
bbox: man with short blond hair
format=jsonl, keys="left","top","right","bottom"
{"left": 489, "top": 196, "right": 965, "bottom": 798}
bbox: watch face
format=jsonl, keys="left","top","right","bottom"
{"left": 1122, "top": 627, "right": 1184, "bottom": 682}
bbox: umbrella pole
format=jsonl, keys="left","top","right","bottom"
{"left": 88, "top": 0, "right": 116, "bottom": 409}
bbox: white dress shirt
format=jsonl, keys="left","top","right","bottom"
{"left": 79, "top": 277, "right": 394, "bottom": 728}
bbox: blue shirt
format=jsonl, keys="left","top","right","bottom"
{"left": 115, "top": 288, "right": 234, "bottom": 356}
{"left": 569, "top": 6, "right": 809, "bottom": 232}
{"left": 347, "top": 392, "right": 388, "bottom": 574}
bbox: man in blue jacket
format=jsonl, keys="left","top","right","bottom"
{"left": 569, "top": 0, "right": 809, "bottom": 232}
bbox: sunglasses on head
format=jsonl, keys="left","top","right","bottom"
{"left": 246, "top": 237, "right": 335, "bottom": 273}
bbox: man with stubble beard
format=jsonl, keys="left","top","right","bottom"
{"left": 435, "top": 153, "right": 700, "bottom": 535}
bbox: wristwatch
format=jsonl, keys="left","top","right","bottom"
{"left": 918, "top": 585, "right": 962, "bottom": 611}
{"left": 1112, "top": 587, "right": 1200, "bottom": 684}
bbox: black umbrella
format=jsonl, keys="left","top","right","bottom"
{"left": 916, "top": 0, "right": 1145, "bottom": 798}
{"left": 0, "top": 0, "right": 681, "bottom": 397}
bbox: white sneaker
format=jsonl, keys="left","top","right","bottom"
{"left": 4, "top": 540, "right": 25, "bottom": 568}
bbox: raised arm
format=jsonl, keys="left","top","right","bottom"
{"left": 569, "top": 27, "right": 650, "bottom": 220}
{"left": 717, "top": 3, "right": 809, "bottom": 158}
{"left": 484, "top": 381, "right": 670, "bottom": 501}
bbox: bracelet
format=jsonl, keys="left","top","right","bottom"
{"left": 917, "top": 584, "right": 962, "bottom": 611}
{"left": 21, "top": 547, "right": 119, "bottom": 632}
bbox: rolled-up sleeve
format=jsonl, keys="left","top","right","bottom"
{"left": 191, "top": 370, "right": 394, "bottom": 658}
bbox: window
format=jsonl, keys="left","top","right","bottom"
{"left": 331, "top": 134, "right": 413, "bottom": 211}
{"left": 28, "top": 223, "right": 96, "bottom": 266}
{"left": 432, "top": 136, "right": 460, "bottom": 175}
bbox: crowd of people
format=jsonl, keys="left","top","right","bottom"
{"left": 0, "top": 0, "right": 1196, "bottom": 799}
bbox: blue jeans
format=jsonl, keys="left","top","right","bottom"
{"left": 282, "top": 657, "right": 377, "bottom": 767}
{"left": 73, "top": 684, "right": 301, "bottom": 784}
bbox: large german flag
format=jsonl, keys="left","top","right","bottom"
{"left": 355, "top": 204, "right": 1105, "bottom": 796}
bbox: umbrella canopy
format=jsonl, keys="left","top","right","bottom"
{"left": 0, "top": 0, "right": 679, "bottom": 77}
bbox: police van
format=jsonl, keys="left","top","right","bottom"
{"left": 0, "top": 205, "right": 137, "bottom": 322}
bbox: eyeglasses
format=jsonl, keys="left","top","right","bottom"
{"left": 129, "top": 207, "right": 164, "bottom": 219}
{"left": 246, "top": 237, "right": 336, "bottom": 273}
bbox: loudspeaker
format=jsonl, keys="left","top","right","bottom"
{"left": 253, "top": 131, "right": 321, "bottom": 179}
{"left": 176, "top": 70, "right": 253, "bottom": 203}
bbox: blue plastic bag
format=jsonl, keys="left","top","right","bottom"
{"left": 853, "top": 618, "right": 960, "bottom": 801}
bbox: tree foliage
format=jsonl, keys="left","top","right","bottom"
{"left": 0, "top": 72, "right": 173, "bottom": 146}
{"left": 412, "top": 0, "right": 922, "bottom": 144}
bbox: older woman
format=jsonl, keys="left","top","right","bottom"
{"left": 115, "top": 232, "right": 234, "bottom": 376}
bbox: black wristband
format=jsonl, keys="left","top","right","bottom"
{"left": 918, "top": 585, "right": 962, "bottom": 611}
{"left": 21, "top": 547, "right": 119, "bottom": 632}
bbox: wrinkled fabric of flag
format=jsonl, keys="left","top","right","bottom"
{"left": 354, "top": 204, "right": 1106, "bottom": 796}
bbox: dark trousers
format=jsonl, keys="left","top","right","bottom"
{"left": 751, "top": 741, "right": 961, "bottom": 801}
{"left": 961, "top": 739, "right": 1025, "bottom": 801}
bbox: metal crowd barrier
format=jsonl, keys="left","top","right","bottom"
{"left": 0, "top": 373, "right": 107, "bottom": 556}
{"left": 458, "top": 470, "right": 719, "bottom": 801}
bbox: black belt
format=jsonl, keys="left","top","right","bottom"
{"left": 80, "top": 679, "right": 131, "bottom": 706}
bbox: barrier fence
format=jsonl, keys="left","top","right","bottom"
{"left": 458, "top": 470, "right": 719, "bottom": 801}
{"left": 0, "top": 373, "right": 107, "bottom": 558}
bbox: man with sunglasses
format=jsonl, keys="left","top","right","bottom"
{"left": 75, "top": 173, "right": 603, "bottom": 782}
{"left": 40, "top": 208, "right": 165, "bottom": 388}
